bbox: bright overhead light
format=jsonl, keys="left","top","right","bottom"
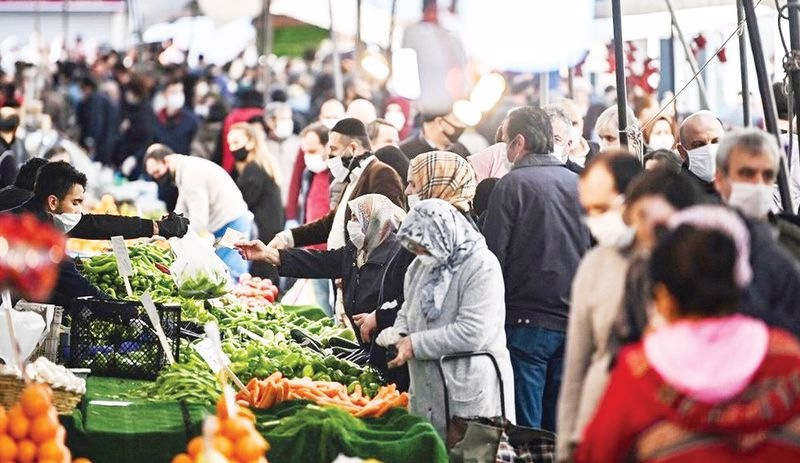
{"left": 470, "top": 73, "right": 506, "bottom": 112}
{"left": 361, "top": 53, "right": 390, "bottom": 80}
{"left": 452, "top": 100, "right": 482, "bottom": 127}
{"left": 391, "top": 48, "right": 421, "bottom": 100}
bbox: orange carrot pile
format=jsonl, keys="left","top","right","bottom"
{"left": 236, "top": 372, "right": 409, "bottom": 418}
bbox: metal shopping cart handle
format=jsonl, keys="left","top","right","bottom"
{"left": 437, "top": 351, "right": 507, "bottom": 429}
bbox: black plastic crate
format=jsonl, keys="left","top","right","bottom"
{"left": 66, "top": 297, "right": 181, "bottom": 380}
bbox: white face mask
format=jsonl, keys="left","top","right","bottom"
{"left": 274, "top": 119, "right": 294, "bottom": 139}
{"left": 728, "top": 181, "right": 774, "bottom": 219}
{"left": 346, "top": 220, "right": 366, "bottom": 249}
{"left": 52, "top": 212, "right": 82, "bottom": 233}
{"left": 304, "top": 154, "right": 328, "bottom": 174}
{"left": 385, "top": 111, "right": 406, "bottom": 131}
{"left": 584, "top": 210, "right": 633, "bottom": 247}
{"left": 417, "top": 254, "right": 439, "bottom": 267}
{"left": 553, "top": 143, "right": 566, "bottom": 160}
{"left": 687, "top": 143, "right": 719, "bottom": 182}
{"left": 194, "top": 105, "right": 210, "bottom": 118}
{"left": 648, "top": 134, "right": 675, "bottom": 151}
{"left": 326, "top": 156, "right": 350, "bottom": 182}
{"left": 166, "top": 93, "right": 185, "bottom": 113}
{"left": 407, "top": 194, "right": 421, "bottom": 209}
{"left": 569, "top": 126, "right": 582, "bottom": 146}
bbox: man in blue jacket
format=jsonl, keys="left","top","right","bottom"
{"left": 483, "top": 106, "right": 591, "bottom": 431}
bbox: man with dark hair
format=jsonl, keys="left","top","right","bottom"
{"left": 578, "top": 151, "right": 644, "bottom": 247}
{"left": 483, "top": 106, "right": 592, "bottom": 431}
{"left": 76, "top": 76, "right": 118, "bottom": 164}
{"left": 270, "top": 118, "right": 404, "bottom": 251}
{"left": 643, "top": 149, "right": 683, "bottom": 172}
{"left": 286, "top": 122, "right": 332, "bottom": 233}
{"left": 398, "top": 111, "right": 469, "bottom": 160}
{"left": 0, "top": 157, "right": 47, "bottom": 210}
{"left": 154, "top": 79, "right": 198, "bottom": 157}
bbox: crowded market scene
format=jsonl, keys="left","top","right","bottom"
{"left": 1, "top": 0, "right": 800, "bottom": 461}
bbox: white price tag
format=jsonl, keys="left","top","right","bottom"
{"left": 216, "top": 227, "right": 246, "bottom": 249}
{"left": 140, "top": 292, "right": 175, "bottom": 364}
{"left": 110, "top": 236, "right": 134, "bottom": 277}
{"left": 193, "top": 338, "right": 231, "bottom": 373}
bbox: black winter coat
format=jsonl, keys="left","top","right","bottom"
{"left": 237, "top": 162, "right": 283, "bottom": 282}
{"left": 278, "top": 236, "right": 415, "bottom": 389}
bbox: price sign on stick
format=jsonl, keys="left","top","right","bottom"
{"left": 201, "top": 323, "right": 249, "bottom": 395}
{"left": 140, "top": 292, "right": 175, "bottom": 364}
{"left": 110, "top": 236, "right": 134, "bottom": 297}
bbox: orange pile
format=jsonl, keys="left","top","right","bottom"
{"left": 0, "top": 383, "right": 91, "bottom": 463}
{"left": 172, "top": 399, "right": 269, "bottom": 463}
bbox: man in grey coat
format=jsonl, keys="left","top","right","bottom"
{"left": 483, "top": 106, "right": 591, "bottom": 432}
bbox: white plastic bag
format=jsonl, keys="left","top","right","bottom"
{"left": 169, "top": 231, "right": 231, "bottom": 298}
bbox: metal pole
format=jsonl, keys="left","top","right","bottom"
{"left": 387, "top": 0, "right": 398, "bottom": 51}
{"left": 567, "top": 67, "right": 574, "bottom": 99}
{"left": 262, "top": 0, "right": 273, "bottom": 106}
{"left": 664, "top": 0, "right": 710, "bottom": 110}
{"left": 329, "top": 0, "right": 344, "bottom": 102}
{"left": 742, "top": 0, "right": 793, "bottom": 212}
{"left": 540, "top": 72, "right": 550, "bottom": 107}
{"left": 611, "top": 0, "right": 628, "bottom": 148}
{"left": 737, "top": 0, "right": 750, "bottom": 127}
{"left": 62, "top": 0, "right": 69, "bottom": 51}
{"left": 355, "top": 0, "right": 363, "bottom": 75}
{"left": 787, "top": 0, "right": 800, "bottom": 134}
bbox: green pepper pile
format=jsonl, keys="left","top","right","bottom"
{"left": 81, "top": 244, "right": 177, "bottom": 299}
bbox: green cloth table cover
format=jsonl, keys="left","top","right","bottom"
{"left": 62, "top": 377, "right": 448, "bottom": 463}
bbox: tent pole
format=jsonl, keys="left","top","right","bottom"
{"left": 329, "top": 0, "right": 344, "bottom": 102}
{"left": 737, "top": 0, "right": 750, "bottom": 127}
{"left": 787, "top": 0, "right": 800, "bottom": 134}
{"left": 742, "top": 0, "right": 793, "bottom": 212}
{"left": 611, "top": 0, "right": 628, "bottom": 148}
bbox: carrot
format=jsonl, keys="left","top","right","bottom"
{"left": 355, "top": 399, "right": 388, "bottom": 417}
{"left": 372, "top": 400, "right": 395, "bottom": 418}
{"left": 265, "top": 371, "right": 283, "bottom": 383}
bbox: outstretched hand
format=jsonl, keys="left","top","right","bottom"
{"left": 235, "top": 240, "right": 281, "bottom": 266}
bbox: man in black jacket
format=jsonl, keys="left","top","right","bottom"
{"left": 5, "top": 161, "right": 189, "bottom": 305}
{"left": 483, "top": 106, "right": 591, "bottom": 432}
{"left": 677, "top": 110, "right": 725, "bottom": 198}
{"left": 0, "top": 157, "right": 47, "bottom": 210}
{"left": 398, "top": 111, "right": 470, "bottom": 159}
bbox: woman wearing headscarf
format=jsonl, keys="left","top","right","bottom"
{"left": 405, "top": 150, "right": 477, "bottom": 224}
{"left": 377, "top": 199, "right": 515, "bottom": 437}
{"left": 576, "top": 206, "right": 800, "bottom": 462}
{"left": 235, "top": 194, "right": 414, "bottom": 389}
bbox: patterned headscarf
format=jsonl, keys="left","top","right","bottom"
{"left": 348, "top": 194, "right": 406, "bottom": 264}
{"left": 397, "top": 199, "right": 486, "bottom": 321}
{"left": 409, "top": 151, "right": 477, "bottom": 212}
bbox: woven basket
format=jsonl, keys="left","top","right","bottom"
{"left": 0, "top": 374, "right": 83, "bottom": 414}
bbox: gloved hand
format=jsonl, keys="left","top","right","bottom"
{"left": 156, "top": 212, "right": 190, "bottom": 238}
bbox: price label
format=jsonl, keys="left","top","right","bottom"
{"left": 110, "top": 236, "right": 133, "bottom": 277}
{"left": 140, "top": 292, "right": 175, "bottom": 364}
{"left": 193, "top": 338, "right": 231, "bottom": 373}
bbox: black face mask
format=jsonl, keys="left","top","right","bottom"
{"left": 155, "top": 171, "right": 175, "bottom": 188}
{"left": 0, "top": 115, "right": 19, "bottom": 133}
{"left": 446, "top": 126, "right": 465, "bottom": 144}
{"left": 232, "top": 147, "right": 249, "bottom": 162}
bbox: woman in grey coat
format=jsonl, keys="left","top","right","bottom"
{"left": 377, "top": 198, "right": 516, "bottom": 436}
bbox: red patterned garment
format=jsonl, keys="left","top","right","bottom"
{"left": 576, "top": 328, "right": 800, "bottom": 463}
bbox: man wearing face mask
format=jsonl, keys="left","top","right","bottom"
{"left": 269, "top": 118, "right": 404, "bottom": 251}
{"left": 76, "top": 77, "right": 118, "bottom": 165}
{"left": 153, "top": 80, "right": 199, "bottom": 158}
{"left": 677, "top": 110, "right": 725, "bottom": 197}
{"left": 114, "top": 75, "right": 154, "bottom": 180}
{"left": 318, "top": 98, "right": 346, "bottom": 130}
{"left": 264, "top": 102, "right": 301, "bottom": 206}
{"left": 286, "top": 122, "right": 332, "bottom": 246}
{"left": 483, "top": 106, "right": 592, "bottom": 431}
{"left": 5, "top": 161, "right": 189, "bottom": 305}
{"left": 714, "top": 128, "right": 800, "bottom": 261}
{"left": 553, "top": 98, "right": 599, "bottom": 169}
{"left": 398, "top": 111, "right": 470, "bottom": 160}
{"left": 0, "top": 106, "right": 27, "bottom": 168}
{"left": 544, "top": 105, "right": 579, "bottom": 173}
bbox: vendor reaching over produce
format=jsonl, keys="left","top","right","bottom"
{"left": 376, "top": 199, "right": 516, "bottom": 436}
{"left": 236, "top": 194, "right": 414, "bottom": 391}
{"left": 143, "top": 143, "right": 252, "bottom": 279}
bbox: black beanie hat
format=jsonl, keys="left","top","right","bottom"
{"left": 331, "top": 117, "right": 368, "bottom": 137}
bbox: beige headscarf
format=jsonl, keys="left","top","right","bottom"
{"left": 409, "top": 151, "right": 477, "bottom": 212}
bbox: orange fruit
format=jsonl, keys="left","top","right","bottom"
{"left": 7, "top": 405, "right": 30, "bottom": 440}
{"left": 16, "top": 439, "right": 36, "bottom": 463}
{"left": 21, "top": 384, "right": 52, "bottom": 418}
{"left": 213, "top": 435, "right": 233, "bottom": 458}
{"left": 37, "top": 439, "right": 64, "bottom": 461}
{"left": 29, "top": 412, "right": 59, "bottom": 443}
{"left": 233, "top": 431, "right": 266, "bottom": 462}
{"left": 0, "top": 406, "right": 7, "bottom": 434}
{"left": 220, "top": 417, "right": 249, "bottom": 440}
{"left": 171, "top": 454, "right": 191, "bottom": 463}
{"left": 0, "top": 435, "right": 16, "bottom": 460}
{"left": 186, "top": 436, "right": 204, "bottom": 458}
